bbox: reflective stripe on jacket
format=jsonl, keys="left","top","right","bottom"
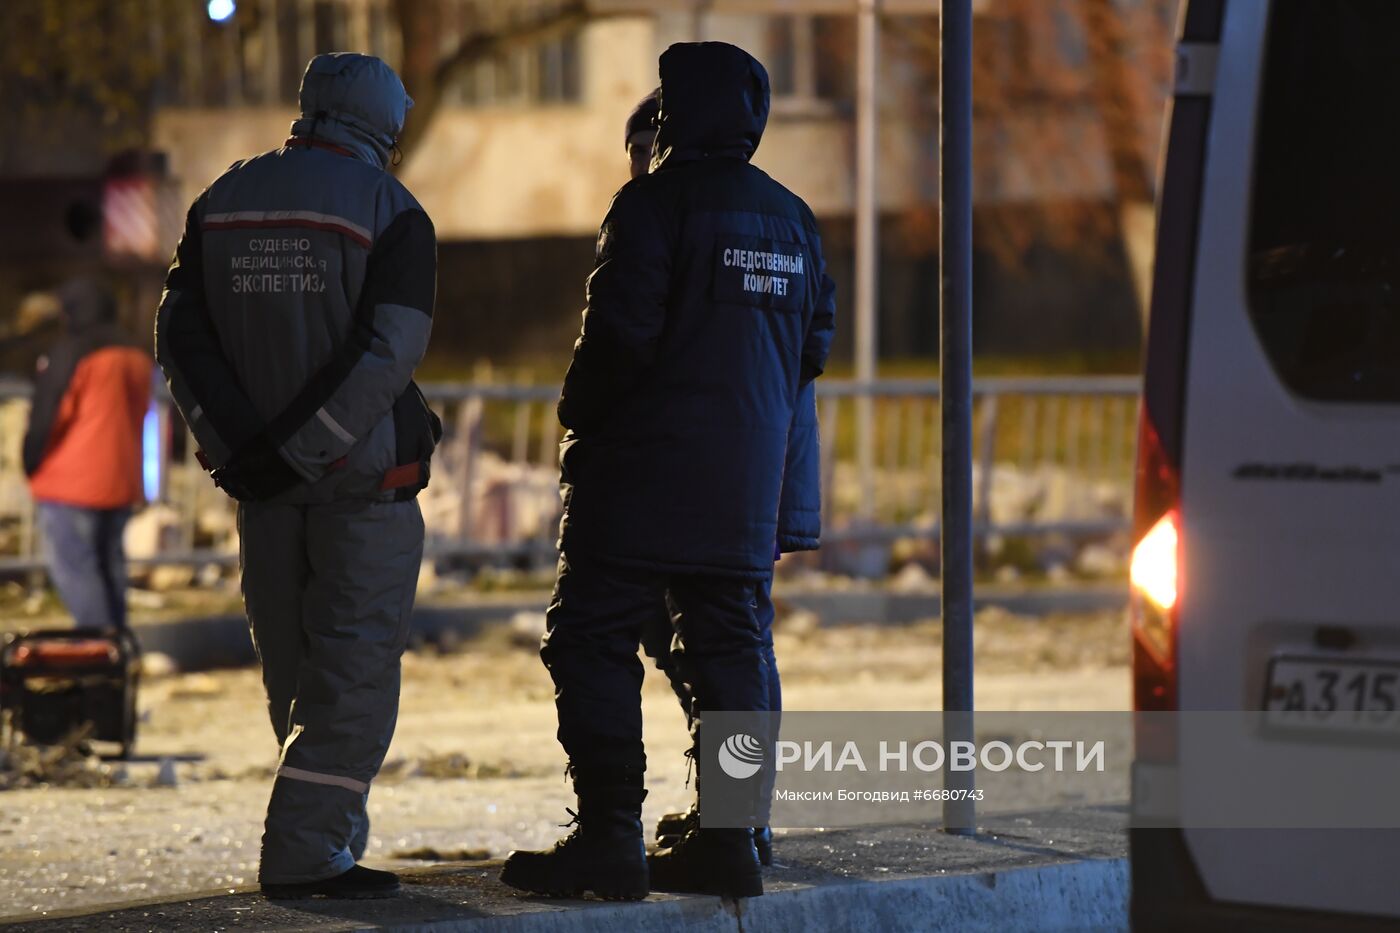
{"left": 155, "top": 54, "right": 439, "bottom": 504}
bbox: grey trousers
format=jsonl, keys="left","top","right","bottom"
{"left": 239, "top": 498, "right": 424, "bottom": 884}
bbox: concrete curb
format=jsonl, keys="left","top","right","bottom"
{"left": 388, "top": 858, "right": 1128, "bottom": 933}
{"left": 6, "top": 809, "right": 1129, "bottom": 932}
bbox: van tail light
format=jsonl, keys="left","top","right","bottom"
{"left": 1131, "top": 511, "right": 1179, "bottom": 615}
{"left": 1132, "top": 409, "right": 1182, "bottom": 756}
{"left": 1132, "top": 508, "right": 1180, "bottom": 710}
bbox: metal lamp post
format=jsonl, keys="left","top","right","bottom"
{"left": 940, "top": 0, "right": 976, "bottom": 835}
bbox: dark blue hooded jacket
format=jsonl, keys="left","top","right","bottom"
{"left": 557, "top": 42, "right": 836, "bottom": 578}
{"left": 778, "top": 380, "right": 821, "bottom": 552}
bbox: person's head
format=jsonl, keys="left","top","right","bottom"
{"left": 290, "top": 53, "right": 413, "bottom": 169}
{"left": 652, "top": 43, "right": 769, "bottom": 173}
{"left": 56, "top": 278, "right": 116, "bottom": 333}
{"left": 625, "top": 89, "right": 661, "bottom": 180}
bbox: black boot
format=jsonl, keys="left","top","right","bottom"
{"left": 752, "top": 825, "right": 774, "bottom": 867}
{"left": 261, "top": 864, "right": 400, "bottom": 900}
{"left": 501, "top": 782, "right": 649, "bottom": 900}
{"left": 655, "top": 813, "right": 771, "bottom": 866}
{"left": 654, "top": 805, "right": 697, "bottom": 846}
{"left": 648, "top": 826, "right": 763, "bottom": 898}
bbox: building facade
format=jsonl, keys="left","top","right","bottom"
{"left": 32, "top": 0, "right": 1160, "bottom": 362}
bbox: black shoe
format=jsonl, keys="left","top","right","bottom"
{"left": 261, "top": 864, "right": 400, "bottom": 900}
{"left": 648, "top": 827, "right": 763, "bottom": 899}
{"left": 501, "top": 784, "right": 649, "bottom": 900}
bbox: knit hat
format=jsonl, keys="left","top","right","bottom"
{"left": 624, "top": 88, "right": 661, "bottom": 151}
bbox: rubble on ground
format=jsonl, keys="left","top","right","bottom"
{"left": 0, "top": 727, "right": 115, "bottom": 790}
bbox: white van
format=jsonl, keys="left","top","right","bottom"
{"left": 1130, "top": 0, "right": 1400, "bottom": 929}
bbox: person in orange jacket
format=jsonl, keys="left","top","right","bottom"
{"left": 23, "top": 279, "right": 152, "bottom": 632}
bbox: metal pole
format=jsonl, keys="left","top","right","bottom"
{"left": 262, "top": 0, "right": 281, "bottom": 104}
{"left": 350, "top": 0, "right": 371, "bottom": 54}
{"left": 223, "top": 18, "right": 244, "bottom": 108}
{"left": 940, "top": 0, "right": 976, "bottom": 835}
{"left": 854, "top": 0, "right": 880, "bottom": 522}
{"left": 692, "top": 0, "right": 711, "bottom": 41}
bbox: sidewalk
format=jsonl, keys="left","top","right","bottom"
{"left": 5, "top": 806, "right": 1128, "bottom": 933}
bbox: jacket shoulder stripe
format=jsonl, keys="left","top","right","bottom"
{"left": 202, "top": 210, "right": 372, "bottom": 248}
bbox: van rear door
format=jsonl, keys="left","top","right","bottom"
{"left": 1178, "top": 0, "right": 1400, "bottom": 917}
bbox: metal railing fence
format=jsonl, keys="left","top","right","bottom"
{"left": 0, "top": 376, "right": 1140, "bottom": 574}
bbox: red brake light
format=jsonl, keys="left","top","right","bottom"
{"left": 1131, "top": 411, "right": 1181, "bottom": 719}
{"left": 1131, "top": 511, "right": 1179, "bottom": 616}
{"left": 1133, "top": 407, "right": 1180, "bottom": 539}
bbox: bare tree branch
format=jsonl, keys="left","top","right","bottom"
{"left": 1079, "top": 0, "right": 1155, "bottom": 204}
{"left": 393, "top": 1, "right": 613, "bottom": 167}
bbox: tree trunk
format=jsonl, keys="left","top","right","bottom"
{"left": 390, "top": 1, "right": 596, "bottom": 174}
{"left": 1081, "top": 0, "right": 1158, "bottom": 322}
{"left": 392, "top": 0, "right": 445, "bottom": 168}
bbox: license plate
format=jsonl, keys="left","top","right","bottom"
{"left": 1264, "top": 656, "right": 1400, "bottom": 733}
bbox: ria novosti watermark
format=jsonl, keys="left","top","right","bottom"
{"left": 698, "top": 711, "right": 1400, "bottom": 830}
{"left": 766, "top": 735, "right": 1105, "bottom": 776}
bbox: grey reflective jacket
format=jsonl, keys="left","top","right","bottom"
{"left": 156, "top": 54, "right": 438, "bottom": 503}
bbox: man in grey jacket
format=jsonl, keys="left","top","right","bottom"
{"left": 155, "top": 53, "right": 438, "bottom": 900}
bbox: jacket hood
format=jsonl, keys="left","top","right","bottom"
{"left": 651, "top": 43, "right": 769, "bottom": 171}
{"left": 289, "top": 53, "right": 412, "bottom": 169}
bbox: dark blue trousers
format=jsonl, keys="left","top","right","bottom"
{"left": 542, "top": 551, "right": 773, "bottom": 777}
{"left": 641, "top": 575, "right": 780, "bottom": 717}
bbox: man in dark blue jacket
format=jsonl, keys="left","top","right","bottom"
{"left": 623, "top": 88, "right": 823, "bottom": 868}
{"left": 501, "top": 43, "right": 835, "bottom": 901}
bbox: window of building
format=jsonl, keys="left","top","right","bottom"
{"left": 767, "top": 15, "right": 845, "bottom": 115}
{"left": 450, "top": 31, "right": 582, "bottom": 107}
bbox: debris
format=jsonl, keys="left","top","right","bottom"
{"left": 126, "top": 589, "right": 167, "bottom": 611}
{"left": 167, "top": 673, "right": 225, "bottom": 699}
{"left": 141, "top": 652, "right": 179, "bottom": 679}
{"left": 416, "top": 560, "right": 440, "bottom": 596}
{"left": 123, "top": 505, "right": 181, "bottom": 562}
{"left": 507, "top": 611, "right": 546, "bottom": 648}
{"left": 147, "top": 565, "right": 196, "bottom": 593}
{"left": 889, "top": 562, "right": 935, "bottom": 593}
{"left": 1075, "top": 543, "right": 1125, "bottom": 578}
{"left": 994, "top": 565, "right": 1022, "bottom": 585}
{"left": 778, "top": 608, "right": 821, "bottom": 638}
{"left": 196, "top": 506, "right": 237, "bottom": 544}
{"left": 435, "top": 629, "right": 465, "bottom": 655}
{"left": 155, "top": 757, "right": 179, "bottom": 788}
{"left": 391, "top": 846, "right": 491, "bottom": 862}
{"left": 0, "top": 726, "right": 113, "bottom": 790}
{"left": 195, "top": 564, "right": 225, "bottom": 589}
{"left": 410, "top": 752, "right": 539, "bottom": 781}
